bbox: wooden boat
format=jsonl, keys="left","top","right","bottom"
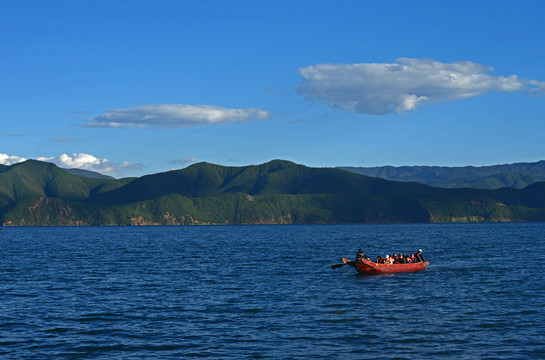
{"left": 340, "top": 257, "right": 429, "bottom": 274}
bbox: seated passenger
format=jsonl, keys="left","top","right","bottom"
{"left": 356, "top": 249, "right": 364, "bottom": 262}
{"left": 356, "top": 249, "right": 371, "bottom": 262}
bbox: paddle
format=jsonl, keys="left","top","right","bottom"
{"left": 416, "top": 252, "right": 427, "bottom": 269}
{"left": 331, "top": 257, "right": 355, "bottom": 269}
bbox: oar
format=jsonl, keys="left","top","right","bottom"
{"left": 332, "top": 258, "right": 354, "bottom": 269}
{"left": 416, "top": 253, "right": 427, "bottom": 269}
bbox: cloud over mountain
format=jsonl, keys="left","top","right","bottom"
{"left": 297, "top": 58, "right": 545, "bottom": 115}
{"left": 0, "top": 153, "right": 26, "bottom": 165}
{"left": 1, "top": 152, "right": 141, "bottom": 176}
{"left": 170, "top": 157, "right": 197, "bottom": 165}
{"left": 84, "top": 104, "right": 269, "bottom": 128}
{"left": 36, "top": 153, "right": 141, "bottom": 175}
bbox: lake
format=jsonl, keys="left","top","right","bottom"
{"left": 1, "top": 223, "right": 544, "bottom": 359}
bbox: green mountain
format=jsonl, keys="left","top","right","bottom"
{"left": 1, "top": 159, "right": 545, "bottom": 226}
{"left": 341, "top": 161, "right": 545, "bottom": 189}
{"left": 64, "top": 168, "right": 115, "bottom": 180}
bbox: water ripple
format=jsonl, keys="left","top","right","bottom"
{"left": 1, "top": 224, "right": 544, "bottom": 359}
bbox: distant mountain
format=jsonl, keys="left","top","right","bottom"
{"left": 1, "top": 159, "right": 545, "bottom": 226}
{"left": 64, "top": 168, "right": 115, "bottom": 180}
{"left": 340, "top": 161, "right": 545, "bottom": 189}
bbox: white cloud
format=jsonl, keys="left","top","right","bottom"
{"left": 528, "top": 80, "right": 545, "bottom": 95}
{"left": 297, "top": 58, "right": 544, "bottom": 115}
{"left": 170, "top": 157, "right": 197, "bottom": 166}
{"left": 120, "top": 161, "right": 143, "bottom": 171}
{"left": 1, "top": 152, "right": 142, "bottom": 176}
{"left": 36, "top": 153, "right": 141, "bottom": 176}
{"left": 0, "top": 153, "right": 26, "bottom": 165}
{"left": 83, "top": 104, "right": 269, "bottom": 128}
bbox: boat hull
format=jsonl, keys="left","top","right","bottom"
{"left": 342, "top": 258, "right": 429, "bottom": 274}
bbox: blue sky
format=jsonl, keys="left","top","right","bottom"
{"left": 2, "top": 0, "right": 545, "bottom": 177}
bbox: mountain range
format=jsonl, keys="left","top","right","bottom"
{"left": 340, "top": 160, "right": 545, "bottom": 189}
{"left": 1, "top": 159, "right": 545, "bottom": 226}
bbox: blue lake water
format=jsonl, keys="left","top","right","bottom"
{"left": 1, "top": 223, "right": 544, "bottom": 359}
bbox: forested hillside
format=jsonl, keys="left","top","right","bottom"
{"left": 1, "top": 159, "right": 545, "bottom": 225}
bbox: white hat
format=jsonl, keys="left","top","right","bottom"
{"left": 419, "top": 249, "right": 422, "bottom": 252}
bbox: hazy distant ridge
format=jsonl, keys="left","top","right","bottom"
{"left": 340, "top": 161, "right": 545, "bottom": 189}
{"left": 64, "top": 168, "right": 115, "bottom": 180}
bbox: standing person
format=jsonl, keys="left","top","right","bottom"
{"left": 415, "top": 249, "right": 425, "bottom": 263}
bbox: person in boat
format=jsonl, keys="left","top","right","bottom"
{"left": 409, "top": 253, "right": 416, "bottom": 263}
{"left": 355, "top": 249, "right": 364, "bottom": 262}
{"left": 386, "top": 255, "right": 394, "bottom": 264}
{"left": 415, "top": 249, "right": 425, "bottom": 263}
{"left": 398, "top": 254, "right": 407, "bottom": 264}
{"left": 376, "top": 256, "right": 383, "bottom": 264}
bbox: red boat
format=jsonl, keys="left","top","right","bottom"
{"left": 340, "top": 257, "right": 429, "bottom": 274}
